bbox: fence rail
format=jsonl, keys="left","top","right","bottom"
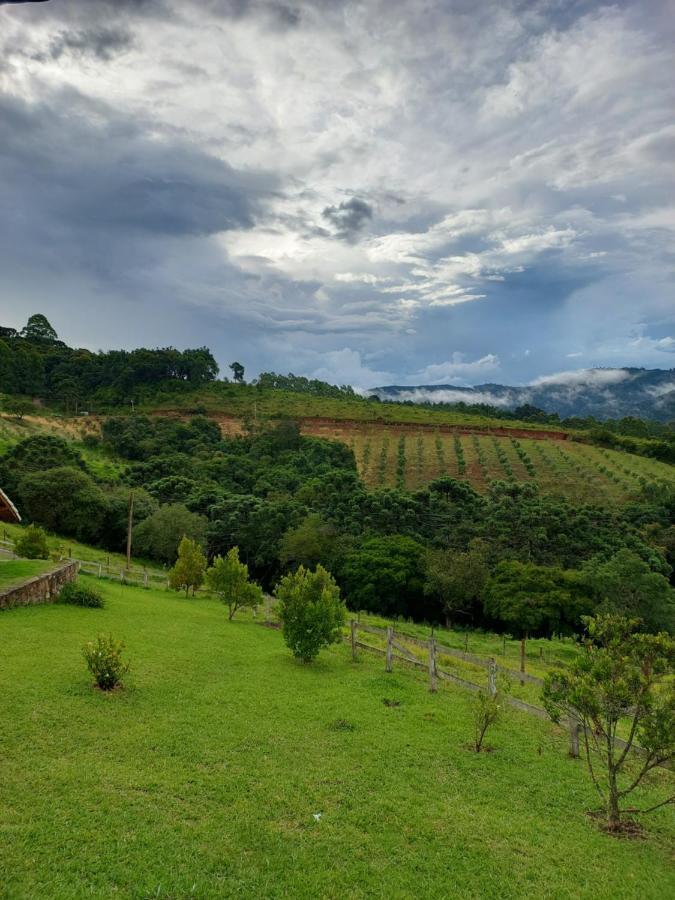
{"left": 354, "top": 621, "right": 544, "bottom": 686}
{"left": 0, "top": 537, "right": 169, "bottom": 589}
{"left": 347, "top": 620, "right": 665, "bottom": 765}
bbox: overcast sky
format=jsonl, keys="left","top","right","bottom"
{"left": 1, "top": 0, "right": 674, "bottom": 388}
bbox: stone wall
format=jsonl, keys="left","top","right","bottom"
{"left": 0, "top": 561, "right": 79, "bottom": 611}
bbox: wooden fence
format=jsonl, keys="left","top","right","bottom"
{"left": 0, "top": 537, "right": 169, "bottom": 590}
{"left": 347, "top": 620, "right": 658, "bottom": 765}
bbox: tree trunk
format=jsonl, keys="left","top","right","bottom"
{"left": 607, "top": 773, "right": 621, "bottom": 830}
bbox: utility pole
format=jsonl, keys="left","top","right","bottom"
{"left": 126, "top": 490, "right": 134, "bottom": 570}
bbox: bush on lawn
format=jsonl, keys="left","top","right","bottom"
{"left": 276, "top": 564, "right": 346, "bottom": 663}
{"left": 15, "top": 523, "right": 49, "bottom": 559}
{"left": 83, "top": 634, "right": 129, "bottom": 690}
{"left": 59, "top": 580, "right": 104, "bottom": 608}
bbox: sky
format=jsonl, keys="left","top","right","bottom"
{"left": 0, "top": 0, "right": 674, "bottom": 389}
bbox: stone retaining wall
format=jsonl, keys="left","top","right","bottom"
{"left": 0, "top": 561, "right": 80, "bottom": 611}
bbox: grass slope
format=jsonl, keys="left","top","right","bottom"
{"left": 0, "top": 521, "right": 163, "bottom": 578}
{"left": 1, "top": 579, "right": 672, "bottom": 899}
{"left": 147, "top": 383, "right": 560, "bottom": 432}
{"left": 0, "top": 559, "right": 53, "bottom": 590}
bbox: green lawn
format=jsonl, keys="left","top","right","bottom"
{"left": 1, "top": 579, "right": 672, "bottom": 899}
{"left": 1, "top": 522, "right": 164, "bottom": 577}
{"left": 0, "top": 558, "right": 53, "bottom": 590}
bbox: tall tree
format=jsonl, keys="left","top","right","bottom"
{"left": 543, "top": 615, "right": 674, "bottom": 831}
{"left": 20, "top": 314, "right": 58, "bottom": 343}
{"left": 582, "top": 549, "right": 674, "bottom": 634}
{"left": 206, "top": 547, "right": 263, "bottom": 620}
{"left": 229, "top": 361, "right": 245, "bottom": 383}
{"left": 279, "top": 513, "right": 336, "bottom": 570}
{"left": 169, "top": 536, "right": 207, "bottom": 597}
{"left": 423, "top": 539, "right": 489, "bottom": 628}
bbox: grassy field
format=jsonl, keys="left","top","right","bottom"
{"left": 146, "top": 383, "right": 566, "bottom": 433}
{"left": 0, "top": 558, "right": 53, "bottom": 590}
{"left": 1, "top": 578, "right": 673, "bottom": 899}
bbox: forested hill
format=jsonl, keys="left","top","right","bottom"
{"left": 1, "top": 313, "right": 674, "bottom": 634}
{"left": 373, "top": 368, "right": 675, "bottom": 422}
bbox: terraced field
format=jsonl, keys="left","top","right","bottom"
{"left": 301, "top": 421, "right": 675, "bottom": 503}
{"left": 2, "top": 410, "right": 672, "bottom": 505}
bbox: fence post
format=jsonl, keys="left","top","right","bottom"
{"left": 120, "top": 569, "right": 125, "bottom": 583}
{"left": 98, "top": 563, "right": 102, "bottom": 578}
{"left": 520, "top": 637, "right": 526, "bottom": 685}
{"left": 265, "top": 595, "right": 271, "bottom": 626}
{"left": 568, "top": 712, "right": 581, "bottom": 759}
{"left": 487, "top": 657, "right": 497, "bottom": 697}
{"left": 143, "top": 570, "right": 148, "bottom": 588}
{"left": 428, "top": 638, "right": 437, "bottom": 692}
{"left": 350, "top": 620, "right": 357, "bottom": 661}
{"left": 385, "top": 626, "right": 393, "bottom": 673}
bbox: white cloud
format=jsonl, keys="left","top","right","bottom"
{"left": 529, "top": 368, "right": 631, "bottom": 388}
{"left": 497, "top": 228, "right": 577, "bottom": 255}
{"left": 409, "top": 353, "right": 501, "bottom": 385}
{"left": 380, "top": 388, "right": 513, "bottom": 406}
{"left": 304, "top": 348, "right": 394, "bottom": 390}
{"left": 647, "top": 381, "right": 675, "bottom": 398}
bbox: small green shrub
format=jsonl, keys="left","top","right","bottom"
{"left": 15, "top": 524, "right": 49, "bottom": 560}
{"left": 60, "top": 581, "right": 104, "bottom": 608}
{"left": 471, "top": 673, "right": 510, "bottom": 752}
{"left": 276, "top": 564, "right": 346, "bottom": 663}
{"left": 83, "top": 634, "right": 129, "bottom": 690}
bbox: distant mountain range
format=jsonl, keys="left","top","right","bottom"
{"left": 371, "top": 368, "right": 675, "bottom": 422}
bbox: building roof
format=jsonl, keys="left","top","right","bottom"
{"left": 0, "top": 488, "right": 21, "bottom": 524}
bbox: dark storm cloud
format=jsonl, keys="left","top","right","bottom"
{"left": 322, "top": 198, "right": 373, "bottom": 241}
{"left": 0, "top": 90, "right": 274, "bottom": 239}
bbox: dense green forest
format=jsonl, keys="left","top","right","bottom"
{"left": 1, "top": 313, "right": 674, "bottom": 637}
{"left": 0, "top": 314, "right": 219, "bottom": 406}
{"left": 1, "top": 414, "right": 673, "bottom": 636}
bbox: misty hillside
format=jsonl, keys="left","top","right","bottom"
{"left": 372, "top": 368, "right": 675, "bottom": 422}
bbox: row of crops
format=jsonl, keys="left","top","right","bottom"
{"left": 315, "top": 424, "right": 675, "bottom": 503}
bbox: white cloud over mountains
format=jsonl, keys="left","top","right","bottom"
{"left": 0, "top": 1, "right": 673, "bottom": 385}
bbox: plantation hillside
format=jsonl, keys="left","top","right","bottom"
{"left": 2, "top": 395, "right": 674, "bottom": 508}
{"left": 1, "top": 576, "right": 673, "bottom": 898}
